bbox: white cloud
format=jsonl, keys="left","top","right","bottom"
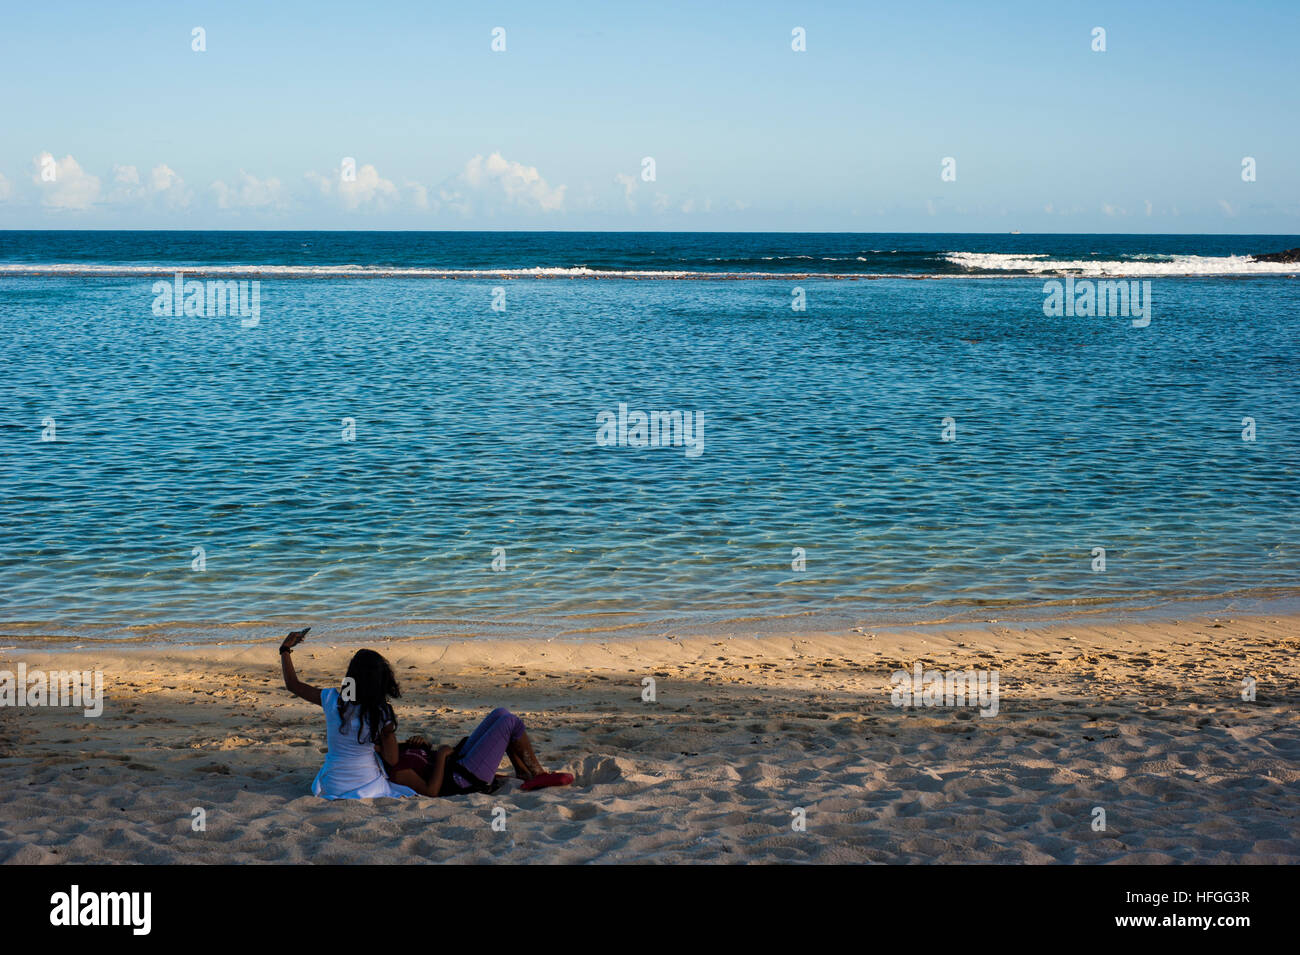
{"left": 114, "top": 164, "right": 141, "bottom": 188}
{"left": 613, "top": 170, "right": 735, "bottom": 217}
{"left": 110, "top": 163, "right": 192, "bottom": 209}
{"left": 150, "top": 164, "right": 191, "bottom": 209}
{"left": 614, "top": 172, "right": 638, "bottom": 210}
{"left": 437, "top": 186, "right": 469, "bottom": 217}
{"left": 405, "top": 181, "right": 430, "bottom": 210}
{"left": 151, "top": 164, "right": 187, "bottom": 199}
{"left": 459, "top": 152, "right": 565, "bottom": 212}
{"left": 1217, "top": 199, "right": 1238, "bottom": 217}
{"left": 32, "top": 152, "right": 101, "bottom": 210}
{"left": 307, "top": 163, "right": 400, "bottom": 211}
{"left": 211, "top": 170, "right": 286, "bottom": 210}
{"left": 0, "top": 171, "right": 11, "bottom": 202}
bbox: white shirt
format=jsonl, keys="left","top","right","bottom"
{"left": 311, "top": 687, "right": 418, "bottom": 800}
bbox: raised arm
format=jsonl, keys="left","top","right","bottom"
{"left": 279, "top": 628, "right": 322, "bottom": 706}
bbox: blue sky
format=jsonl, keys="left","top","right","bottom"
{"left": 1, "top": 0, "right": 1296, "bottom": 231}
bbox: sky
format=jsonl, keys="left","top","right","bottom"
{"left": 1, "top": 0, "right": 1296, "bottom": 232}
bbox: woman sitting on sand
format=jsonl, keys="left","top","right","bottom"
{"left": 278, "top": 628, "right": 572, "bottom": 798}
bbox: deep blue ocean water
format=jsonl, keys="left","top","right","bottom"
{"left": 2, "top": 230, "right": 1299, "bottom": 278}
{"left": 1, "top": 233, "right": 1297, "bottom": 644}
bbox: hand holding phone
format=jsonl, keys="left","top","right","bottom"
{"left": 280, "top": 627, "right": 311, "bottom": 653}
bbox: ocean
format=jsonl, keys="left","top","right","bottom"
{"left": 1, "top": 232, "right": 1297, "bottom": 645}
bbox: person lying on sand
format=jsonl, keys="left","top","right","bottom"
{"left": 278, "top": 628, "right": 573, "bottom": 798}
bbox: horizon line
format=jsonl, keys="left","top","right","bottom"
{"left": 1, "top": 228, "right": 1298, "bottom": 238}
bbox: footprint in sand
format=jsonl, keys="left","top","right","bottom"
{"left": 556, "top": 803, "right": 600, "bottom": 821}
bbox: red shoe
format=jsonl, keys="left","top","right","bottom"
{"left": 520, "top": 772, "right": 574, "bottom": 791}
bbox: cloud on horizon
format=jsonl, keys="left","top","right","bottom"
{"left": 305, "top": 162, "right": 401, "bottom": 211}
{"left": 3, "top": 151, "right": 570, "bottom": 220}
{"left": 32, "top": 153, "right": 101, "bottom": 211}
{"left": 440, "top": 152, "right": 566, "bottom": 215}
{"left": 111, "top": 163, "right": 193, "bottom": 210}
{"left": 210, "top": 170, "right": 287, "bottom": 211}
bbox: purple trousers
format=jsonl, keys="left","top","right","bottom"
{"left": 454, "top": 707, "right": 525, "bottom": 786}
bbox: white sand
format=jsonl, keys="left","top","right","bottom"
{"left": 1, "top": 614, "right": 1297, "bottom": 863}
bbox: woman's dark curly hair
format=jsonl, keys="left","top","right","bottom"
{"left": 339, "top": 649, "right": 400, "bottom": 745}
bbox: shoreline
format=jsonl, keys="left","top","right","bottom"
{"left": 4, "top": 589, "right": 1299, "bottom": 652}
{"left": 3, "top": 611, "right": 1296, "bottom": 863}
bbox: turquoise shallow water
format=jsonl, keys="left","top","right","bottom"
{"left": 0, "top": 234, "right": 1298, "bottom": 644}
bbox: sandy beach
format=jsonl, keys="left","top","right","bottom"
{"left": 1, "top": 613, "right": 1296, "bottom": 865}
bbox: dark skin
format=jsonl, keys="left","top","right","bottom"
{"left": 278, "top": 629, "right": 545, "bottom": 796}
{"left": 387, "top": 740, "right": 455, "bottom": 797}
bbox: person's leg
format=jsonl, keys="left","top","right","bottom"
{"left": 506, "top": 746, "right": 530, "bottom": 780}
{"left": 457, "top": 708, "right": 527, "bottom": 784}
{"left": 507, "top": 730, "right": 547, "bottom": 781}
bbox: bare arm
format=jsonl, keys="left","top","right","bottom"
{"left": 278, "top": 628, "right": 322, "bottom": 706}
{"left": 425, "top": 746, "right": 453, "bottom": 795}
{"left": 376, "top": 721, "right": 399, "bottom": 766}
{"left": 388, "top": 745, "right": 452, "bottom": 798}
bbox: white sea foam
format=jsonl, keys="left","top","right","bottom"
{"left": 0, "top": 263, "right": 865, "bottom": 280}
{"left": 944, "top": 252, "right": 1298, "bottom": 276}
{"left": 2, "top": 254, "right": 1296, "bottom": 280}
{"left": 0, "top": 263, "right": 703, "bottom": 279}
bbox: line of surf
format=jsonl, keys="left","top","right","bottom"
{"left": 0, "top": 263, "right": 939, "bottom": 280}
{"left": 0, "top": 259, "right": 1295, "bottom": 279}
{"left": 943, "top": 252, "right": 1300, "bottom": 276}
